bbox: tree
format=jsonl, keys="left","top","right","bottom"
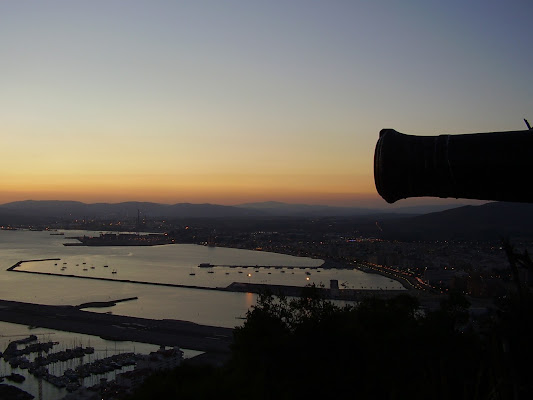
{"left": 128, "top": 286, "right": 532, "bottom": 399}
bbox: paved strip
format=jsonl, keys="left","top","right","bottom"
{"left": 0, "top": 299, "right": 233, "bottom": 354}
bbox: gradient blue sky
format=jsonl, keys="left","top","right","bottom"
{"left": 1, "top": 1, "right": 532, "bottom": 207}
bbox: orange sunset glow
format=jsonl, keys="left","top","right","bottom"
{"left": 1, "top": 2, "right": 531, "bottom": 208}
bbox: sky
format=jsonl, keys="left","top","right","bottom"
{"left": 1, "top": 1, "right": 532, "bottom": 208}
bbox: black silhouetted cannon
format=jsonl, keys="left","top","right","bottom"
{"left": 374, "top": 128, "right": 533, "bottom": 204}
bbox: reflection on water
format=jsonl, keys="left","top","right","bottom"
{"left": 0, "top": 230, "right": 403, "bottom": 328}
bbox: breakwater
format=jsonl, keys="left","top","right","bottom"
{"left": 75, "top": 297, "right": 138, "bottom": 309}
{"left": 7, "top": 258, "right": 61, "bottom": 271}
{"left": 9, "top": 262, "right": 230, "bottom": 292}
{"left": 7, "top": 259, "right": 414, "bottom": 301}
{"left": 201, "top": 264, "right": 322, "bottom": 269}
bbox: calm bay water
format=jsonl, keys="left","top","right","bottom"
{"left": 0, "top": 229, "right": 403, "bottom": 399}
{"left": 0, "top": 230, "right": 403, "bottom": 327}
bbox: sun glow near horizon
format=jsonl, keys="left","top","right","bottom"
{"left": 1, "top": 1, "right": 531, "bottom": 208}
{"left": 1, "top": 170, "right": 378, "bottom": 206}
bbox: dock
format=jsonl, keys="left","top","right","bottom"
{"left": 198, "top": 263, "right": 321, "bottom": 269}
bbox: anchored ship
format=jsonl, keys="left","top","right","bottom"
{"left": 65, "top": 233, "right": 175, "bottom": 246}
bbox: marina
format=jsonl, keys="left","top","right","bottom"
{"left": 0, "top": 321, "right": 187, "bottom": 399}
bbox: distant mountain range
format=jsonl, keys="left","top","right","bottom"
{"left": 2, "top": 200, "right": 533, "bottom": 240}
{"left": 0, "top": 200, "right": 463, "bottom": 220}
{"left": 0, "top": 200, "right": 255, "bottom": 220}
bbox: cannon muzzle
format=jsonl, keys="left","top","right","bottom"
{"left": 374, "top": 128, "right": 533, "bottom": 204}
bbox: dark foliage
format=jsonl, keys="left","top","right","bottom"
{"left": 127, "top": 286, "right": 533, "bottom": 400}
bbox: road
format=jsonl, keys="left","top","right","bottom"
{"left": 0, "top": 299, "right": 233, "bottom": 354}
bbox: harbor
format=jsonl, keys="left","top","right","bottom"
{"left": 0, "top": 229, "right": 432, "bottom": 399}
{"left": 8, "top": 259, "right": 410, "bottom": 301}
{"left": 0, "top": 324, "right": 186, "bottom": 399}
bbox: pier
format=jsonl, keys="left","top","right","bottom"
{"left": 225, "top": 282, "right": 409, "bottom": 300}
{"left": 7, "top": 259, "right": 418, "bottom": 301}
{"left": 198, "top": 263, "right": 321, "bottom": 269}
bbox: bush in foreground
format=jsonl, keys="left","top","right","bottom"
{"left": 128, "top": 286, "right": 533, "bottom": 399}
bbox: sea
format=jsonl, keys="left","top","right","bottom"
{"left": 0, "top": 229, "right": 404, "bottom": 399}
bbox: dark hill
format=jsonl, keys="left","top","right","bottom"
{"left": 236, "top": 201, "right": 463, "bottom": 217}
{"left": 378, "top": 202, "right": 533, "bottom": 240}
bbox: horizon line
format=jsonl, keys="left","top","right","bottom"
{"left": 0, "top": 198, "right": 484, "bottom": 210}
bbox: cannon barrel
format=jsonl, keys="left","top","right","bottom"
{"left": 374, "top": 128, "right": 533, "bottom": 204}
